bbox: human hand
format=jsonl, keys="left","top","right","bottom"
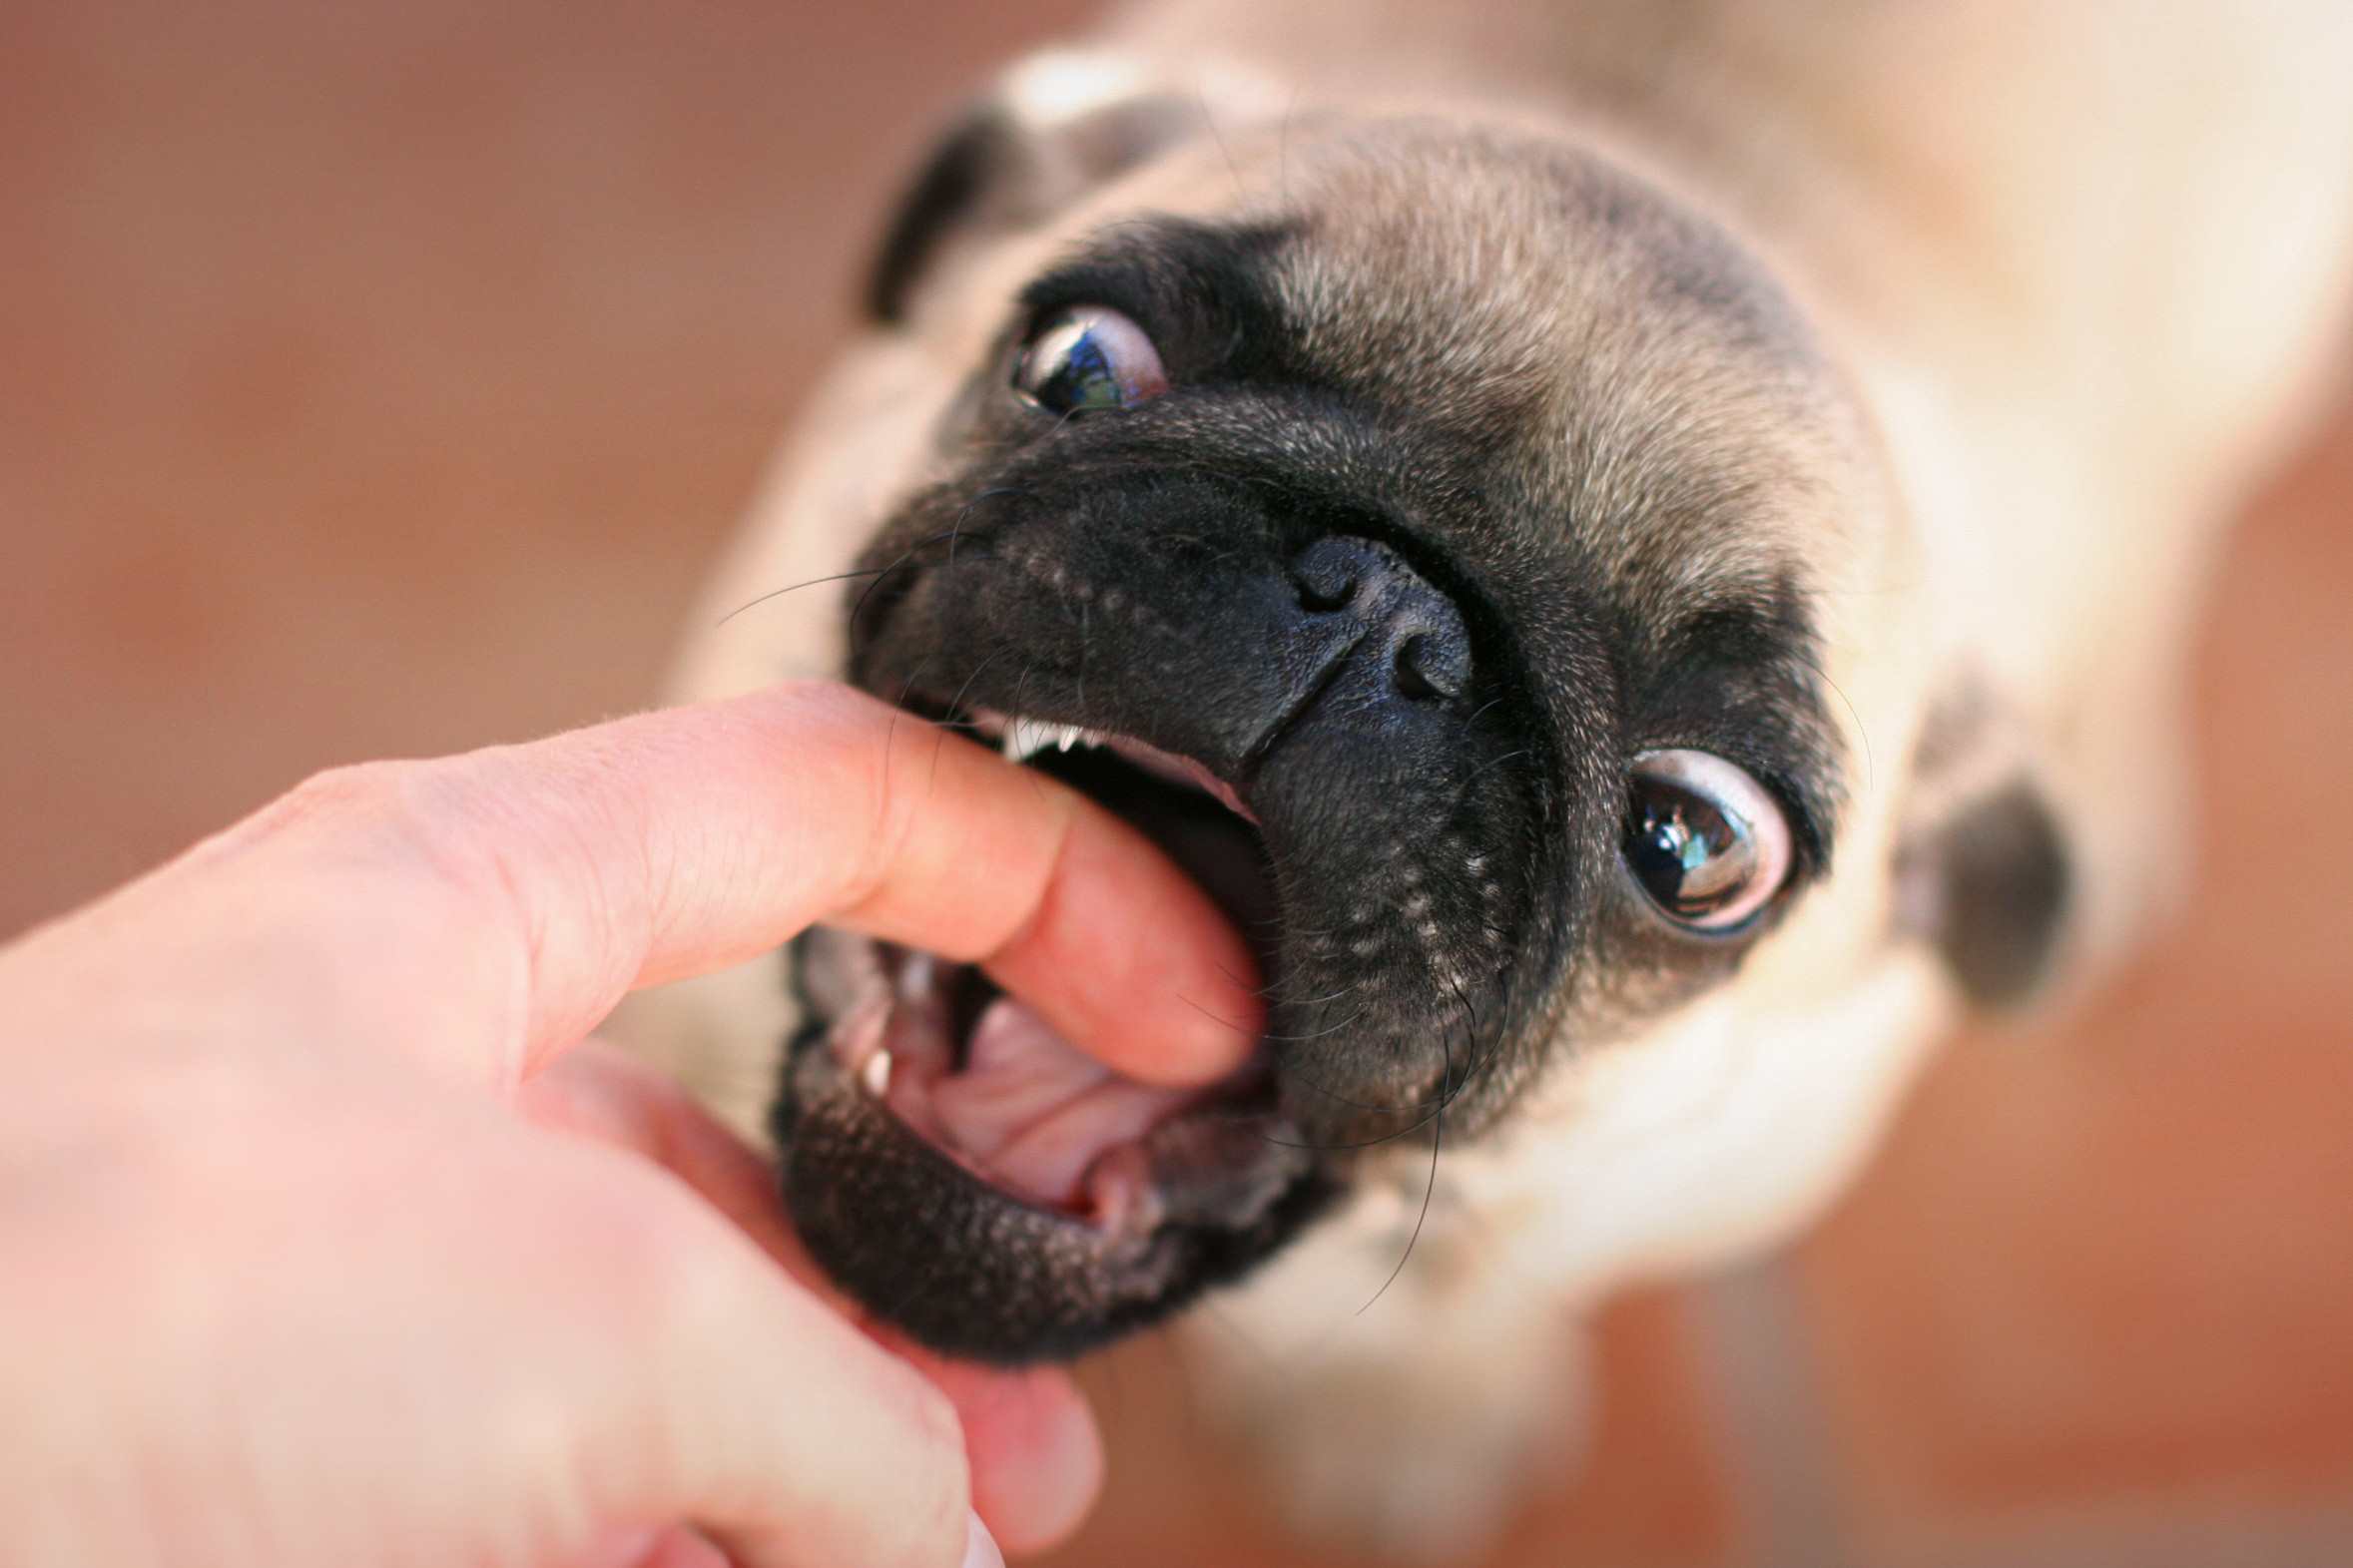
{"left": 0, "top": 682, "right": 1262, "bottom": 1567}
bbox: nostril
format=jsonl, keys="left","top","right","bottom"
{"left": 1289, "top": 537, "right": 1366, "bottom": 612}
{"left": 1295, "top": 575, "right": 1356, "bottom": 613}
{"left": 1287, "top": 534, "right": 1472, "bottom": 704}
{"left": 1393, "top": 635, "right": 1441, "bottom": 701}
{"left": 1393, "top": 630, "right": 1468, "bottom": 703}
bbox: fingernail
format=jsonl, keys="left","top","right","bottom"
{"left": 961, "top": 1508, "right": 1007, "bottom": 1568}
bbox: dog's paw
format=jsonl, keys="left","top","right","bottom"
{"left": 1181, "top": 1186, "right": 1591, "bottom": 1563}
{"left": 1251, "top": 1331, "right": 1588, "bottom": 1563}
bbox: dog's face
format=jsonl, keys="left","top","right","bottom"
{"left": 765, "top": 103, "right": 2062, "bottom": 1364}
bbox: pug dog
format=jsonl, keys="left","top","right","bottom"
{"left": 617, "top": 0, "right": 2353, "bottom": 1555}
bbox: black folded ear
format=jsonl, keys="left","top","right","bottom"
{"left": 867, "top": 52, "right": 1204, "bottom": 323}
{"left": 1893, "top": 679, "right": 2072, "bottom": 1008}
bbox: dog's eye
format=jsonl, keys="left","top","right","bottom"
{"left": 1623, "top": 750, "right": 1792, "bottom": 930}
{"left": 1015, "top": 307, "right": 1168, "bottom": 414}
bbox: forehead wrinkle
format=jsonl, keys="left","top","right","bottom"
{"left": 1264, "top": 132, "right": 1607, "bottom": 427}
{"left": 1246, "top": 119, "right": 1844, "bottom": 622}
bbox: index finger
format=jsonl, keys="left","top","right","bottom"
{"left": 234, "top": 681, "right": 1263, "bottom": 1089}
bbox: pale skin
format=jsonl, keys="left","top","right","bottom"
{"left": 0, "top": 681, "right": 1263, "bottom": 1568}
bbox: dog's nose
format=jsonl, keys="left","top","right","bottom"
{"left": 1287, "top": 535, "right": 1471, "bottom": 704}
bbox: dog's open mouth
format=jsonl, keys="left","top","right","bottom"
{"left": 778, "top": 705, "right": 1334, "bottom": 1363}
{"left": 850, "top": 710, "right": 1276, "bottom": 1220}
{"left": 782, "top": 488, "right": 1540, "bottom": 1360}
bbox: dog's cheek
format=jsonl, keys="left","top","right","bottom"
{"left": 1902, "top": 778, "right": 2071, "bottom": 1008}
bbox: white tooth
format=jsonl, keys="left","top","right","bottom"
{"left": 1003, "top": 718, "right": 1100, "bottom": 762}
{"left": 1005, "top": 718, "right": 1056, "bottom": 763}
{"left": 860, "top": 1048, "right": 892, "bottom": 1098}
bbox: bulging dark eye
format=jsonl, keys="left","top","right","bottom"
{"left": 1014, "top": 306, "right": 1168, "bottom": 415}
{"left": 1622, "top": 749, "right": 1793, "bottom": 931}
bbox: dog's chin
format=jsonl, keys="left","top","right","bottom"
{"left": 774, "top": 719, "right": 1340, "bottom": 1365}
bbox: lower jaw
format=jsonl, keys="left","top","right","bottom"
{"left": 773, "top": 928, "right": 1339, "bottom": 1365}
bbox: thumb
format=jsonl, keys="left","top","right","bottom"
{"left": 552, "top": 1141, "right": 977, "bottom": 1568}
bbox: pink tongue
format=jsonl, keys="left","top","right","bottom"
{"left": 927, "top": 996, "right": 1198, "bottom": 1207}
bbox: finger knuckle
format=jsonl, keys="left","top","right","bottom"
{"left": 265, "top": 757, "right": 488, "bottom": 868}
{"left": 269, "top": 758, "right": 425, "bottom": 830}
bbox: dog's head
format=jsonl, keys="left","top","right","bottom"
{"left": 756, "top": 61, "right": 2069, "bottom": 1363}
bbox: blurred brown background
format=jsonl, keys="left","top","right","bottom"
{"left": 6, "top": 3, "right": 2351, "bottom": 1564}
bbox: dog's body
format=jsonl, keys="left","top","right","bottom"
{"left": 620, "top": 2, "right": 2353, "bottom": 1554}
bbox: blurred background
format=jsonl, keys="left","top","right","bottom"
{"left": 5, "top": 3, "right": 2351, "bottom": 1564}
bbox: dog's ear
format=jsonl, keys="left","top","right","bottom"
{"left": 868, "top": 51, "right": 1208, "bottom": 323}
{"left": 1893, "top": 679, "right": 2072, "bottom": 1008}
